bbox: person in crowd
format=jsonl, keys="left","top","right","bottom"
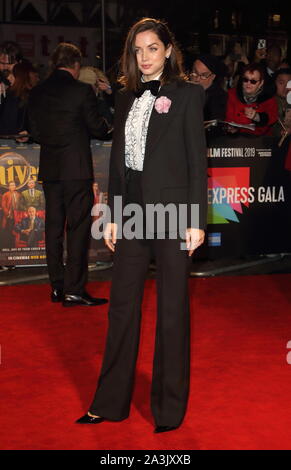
{"left": 14, "top": 205, "right": 44, "bottom": 247}
{"left": 266, "top": 44, "right": 283, "bottom": 77}
{"left": 78, "top": 66, "right": 113, "bottom": 125}
{"left": 190, "top": 54, "right": 227, "bottom": 122}
{"left": 225, "top": 63, "right": 278, "bottom": 136}
{"left": 1, "top": 181, "right": 23, "bottom": 247}
{"left": 76, "top": 17, "right": 207, "bottom": 433}
{"left": 253, "top": 43, "right": 282, "bottom": 75}
{"left": 190, "top": 54, "right": 227, "bottom": 141}
{"left": 94, "top": 67, "right": 114, "bottom": 100}
{"left": 252, "top": 42, "right": 282, "bottom": 96}
{"left": 28, "top": 42, "right": 111, "bottom": 307}
{"left": 0, "top": 41, "right": 23, "bottom": 105}
{"left": 0, "top": 61, "right": 39, "bottom": 141}
{"left": 21, "top": 178, "right": 45, "bottom": 211}
{"left": 223, "top": 40, "right": 249, "bottom": 88}
{"left": 0, "top": 41, "right": 22, "bottom": 73}
{"left": 271, "top": 68, "right": 291, "bottom": 138}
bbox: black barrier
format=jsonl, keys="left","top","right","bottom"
{"left": 0, "top": 136, "right": 290, "bottom": 266}
{"left": 204, "top": 135, "right": 291, "bottom": 258}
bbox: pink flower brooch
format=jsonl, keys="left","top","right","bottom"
{"left": 154, "top": 96, "right": 172, "bottom": 114}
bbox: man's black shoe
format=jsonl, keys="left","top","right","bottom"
{"left": 51, "top": 289, "right": 63, "bottom": 303}
{"left": 76, "top": 414, "right": 105, "bottom": 424}
{"left": 154, "top": 425, "right": 179, "bottom": 433}
{"left": 63, "top": 292, "right": 108, "bottom": 307}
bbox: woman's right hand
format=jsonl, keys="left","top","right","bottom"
{"left": 104, "top": 223, "right": 118, "bottom": 252}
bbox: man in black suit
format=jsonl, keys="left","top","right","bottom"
{"left": 28, "top": 42, "right": 109, "bottom": 307}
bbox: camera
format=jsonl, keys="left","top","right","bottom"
{"left": 257, "top": 39, "right": 266, "bottom": 50}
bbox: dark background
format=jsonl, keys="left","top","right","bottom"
{"left": 1, "top": 0, "right": 291, "bottom": 72}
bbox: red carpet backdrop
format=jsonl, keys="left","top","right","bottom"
{"left": 1, "top": 275, "right": 291, "bottom": 450}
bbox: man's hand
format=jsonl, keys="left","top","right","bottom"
{"left": 104, "top": 223, "right": 118, "bottom": 252}
{"left": 97, "top": 79, "right": 112, "bottom": 95}
{"left": 186, "top": 228, "right": 205, "bottom": 257}
{"left": 16, "top": 130, "right": 29, "bottom": 143}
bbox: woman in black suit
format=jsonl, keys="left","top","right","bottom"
{"left": 77, "top": 18, "right": 207, "bottom": 433}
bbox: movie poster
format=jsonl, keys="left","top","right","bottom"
{"left": 0, "top": 141, "right": 112, "bottom": 266}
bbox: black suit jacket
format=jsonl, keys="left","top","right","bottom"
{"left": 28, "top": 69, "right": 109, "bottom": 181}
{"left": 108, "top": 80, "right": 208, "bottom": 229}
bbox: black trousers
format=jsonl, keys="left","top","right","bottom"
{"left": 43, "top": 180, "right": 94, "bottom": 294}
{"left": 89, "top": 170, "right": 191, "bottom": 427}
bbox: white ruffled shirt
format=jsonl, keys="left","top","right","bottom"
{"left": 125, "top": 73, "right": 161, "bottom": 172}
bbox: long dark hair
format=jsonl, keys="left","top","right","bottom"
{"left": 119, "top": 18, "right": 185, "bottom": 92}
{"left": 10, "top": 62, "right": 38, "bottom": 102}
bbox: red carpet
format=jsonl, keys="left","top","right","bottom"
{"left": 1, "top": 274, "right": 291, "bottom": 450}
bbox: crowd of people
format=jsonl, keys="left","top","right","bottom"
{"left": 0, "top": 38, "right": 290, "bottom": 145}
{"left": 189, "top": 46, "right": 291, "bottom": 144}
{"left": 0, "top": 40, "right": 114, "bottom": 142}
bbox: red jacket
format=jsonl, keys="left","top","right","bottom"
{"left": 1, "top": 190, "right": 23, "bottom": 228}
{"left": 226, "top": 87, "right": 278, "bottom": 136}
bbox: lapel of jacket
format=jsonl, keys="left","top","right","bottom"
{"left": 118, "top": 89, "right": 135, "bottom": 131}
{"left": 144, "top": 80, "right": 180, "bottom": 162}
{"left": 113, "top": 89, "right": 135, "bottom": 176}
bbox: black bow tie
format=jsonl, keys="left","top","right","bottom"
{"left": 135, "top": 80, "right": 161, "bottom": 98}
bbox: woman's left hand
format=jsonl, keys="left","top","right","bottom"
{"left": 185, "top": 228, "right": 205, "bottom": 257}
